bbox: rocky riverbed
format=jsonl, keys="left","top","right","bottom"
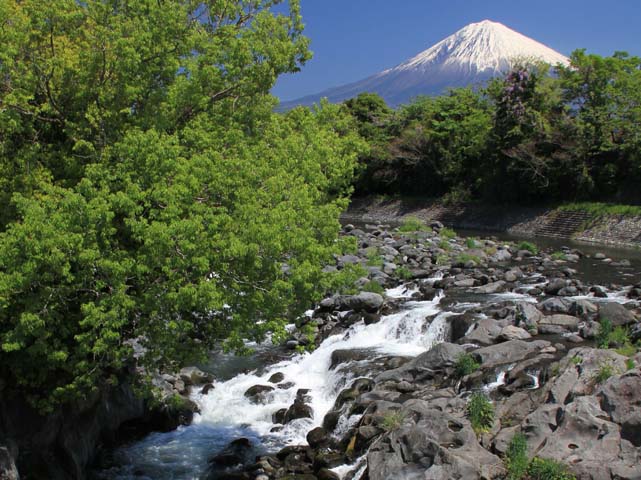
{"left": 86, "top": 222, "right": 641, "bottom": 479}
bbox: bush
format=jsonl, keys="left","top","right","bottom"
{"left": 467, "top": 392, "right": 494, "bottom": 434}
{"left": 455, "top": 353, "right": 480, "bottom": 378}
{"left": 363, "top": 280, "right": 385, "bottom": 294}
{"left": 517, "top": 241, "right": 539, "bottom": 255}
{"left": 527, "top": 457, "right": 576, "bottom": 480}
{"left": 596, "top": 318, "right": 613, "bottom": 348}
{"left": 398, "top": 216, "right": 428, "bottom": 233}
{"left": 505, "top": 433, "right": 529, "bottom": 480}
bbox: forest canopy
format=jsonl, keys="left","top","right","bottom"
{"left": 0, "top": 0, "right": 365, "bottom": 409}
{"left": 348, "top": 50, "right": 641, "bottom": 205}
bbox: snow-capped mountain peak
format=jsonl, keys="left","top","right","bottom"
{"left": 281, "top": 20, "right": 569, "bottom": 108}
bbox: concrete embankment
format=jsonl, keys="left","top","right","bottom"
{"left": 345, "top": 196, "right": 641, "bottom": 249}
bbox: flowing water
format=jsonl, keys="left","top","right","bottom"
{"left": 93, "top": 237, "right": 640, "bottom": 479}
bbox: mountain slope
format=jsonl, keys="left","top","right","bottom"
{"left": 281, "top": 20, "right": 569, "bottom": 108}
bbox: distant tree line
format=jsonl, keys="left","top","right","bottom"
{"left": 344, "top": 50, "right": 641, "bottom": 205}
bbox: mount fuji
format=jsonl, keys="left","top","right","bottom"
{"left": 281, "top": 20, "right": 569, "bottom": 108}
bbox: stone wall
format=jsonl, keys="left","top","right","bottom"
{"left": 346, "top": 196, "right": 641, "bottom": 249}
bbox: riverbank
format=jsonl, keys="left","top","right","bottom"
{"left": 90, "top": 219, "right": 641, "bottom": 480}
{"left": 345, "top": 196, "right": 641, "bottom": 249}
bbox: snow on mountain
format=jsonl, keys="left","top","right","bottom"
{"left": 281, "top": 20, "right": 569, "bottom": 108}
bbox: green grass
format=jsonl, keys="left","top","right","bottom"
{"left": 625, "top": 358, "right": 636, "bottom": 371}
{"left": 517, "top": 241, "right": 539, "bottom": 255}
{"left": 381, "top": 410, "right": 405, "bottom": 431}
{"left": 595, "top": 361, "right": 615, "bottom": 383}
{"left": 466, "top": 237, "right": 478, "bottom": 249}
{"left": 454, "top": 353, "right": 480, "bottom": 378}
{"left": 467, "top": 392, "right": 494, "bottom": 434}
{"left": 365, "top": 247, "right": 385, "bottom": 267}
{"left": 596, "top": 318, "right": 613, "bottom": 348}
{"left": 551, "top": 251, "right": 567, "bottom": 261}
{"left": 395, "top": 266, "right": 413, "bottom": 280}
{"left": 398, "top": 216, "right": 429, "bottom": 233}
{"left": 559, "top": 202, "right": 641, "bottom": 217}
{"left": 455, "top": 253, "right": 482, "bottom": 266}
{"left": 362, "top": 280, "right": 385, "bottom": 294}
{"left": 435, "top": 253, "right": 450, "bottom": 265}
{"left": 439, "top": 240, "right": 452, "bottom": 251}
{"left": 505, "top": 433, "right": 529, "bottom": 480}
{"left": 527, "top": 457, "right": 576, "bottom": 480}
{"left": 440, "top": 227, "right": 457, "bottom": 240}
{"left": 571, "top": 355, "right": 582, "bottom": 365}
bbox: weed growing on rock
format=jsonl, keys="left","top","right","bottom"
{"left": 551, "top": 251, "right": 568, "bottom": 261}
{"left": 455, "top": 353, "right": 480, "bottom": 378}
{"left": 595, "top": 361, "right": 615, "bottom": 383}
{"left": 455, "top": 254, "right": 482, "bottom": 266}
{"left": 466, "top": 237, "right": 478, "bottom": 248}
{"left": 505, "top": 433, "right": 529, "bottom": 480}
{"left": 625, "top": 358, "right": 635, "bottom": 371}
{"left": 467, "top": 392, "right": 494, "bottom": 434}
{"left": 517, "top": 241, "right": 539, "bottom": 255}
{"left": 527, "top": 457, "right": 576, "bottom": 480}
{"left": 381, "top": 410, "right": 406, "bottom": 431}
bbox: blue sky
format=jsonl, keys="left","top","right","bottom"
{"left": 272, "top": 0, "right": 641, "bottom": 101}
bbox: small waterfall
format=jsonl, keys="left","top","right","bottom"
{"left": 96, "top": 291, "right": 446, "bottom": 479}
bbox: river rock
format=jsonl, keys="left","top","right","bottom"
{"left": 598, "top": 302, "right": 638, "bottom": 326}
{"left": 539, "top": 298, "right": 571, "bottom": 315}
{"left": 209, "top": 438, "right": 254, "bottom": 468}
{"left": 498, "top": 325, "right": 531, "bottom": 341}
{"left": 244, "top": 385, "right": 275, "bottom": 404}
{"left": 544, "top": 278, "right": 567, "bottom": 295}
{"left": 516, "top": 302, "right": 543, "bottom": 331}
{"left": 473, "top": 340, "right": 550, "bottom": 368}
{"left": 306, "top": 427, "right": 329, "bottom": 449}
{"left": 179, "top": 366, "right": 213, "bottom": 386}
{"left": 458, "top": 317, "right": 504, "bottom": 346}
{"left": 471, "top": 280, "right": 506, "bottom": 294}
{"left": 538, "top": 314, "right": 579, "bottom": 331}
{"left": 333, "top": 292, "right": 384, "bottom": 313}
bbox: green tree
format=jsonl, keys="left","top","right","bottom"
{"left": 0, "top": 0, "right": 365, "bottom": 410}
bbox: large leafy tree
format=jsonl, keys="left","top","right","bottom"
{"left": 0, "top": 0, "right": 365, "bottom": 409}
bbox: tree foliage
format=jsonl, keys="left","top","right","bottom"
{"left": 0, "top": 0, "right": 365, "bottom": 410}
{"left": 349, "top": 51, "right": 641, "bottom": 205}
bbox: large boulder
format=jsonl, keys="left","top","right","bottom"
{"left": 366, "top": 399, "right": 503, "bottom": 480}
{"left": 325, "top": 292, "right": 384, "bottom": 313}
{"left": 243, "top": 385, "right": 275, "bottom": 404}
{"left": 473, "top": 340, "right": 550, "bottom": 368}
{"left": 598, "top": 369, "right": 641, "bottom": 447}
{"left": 598, "top": 303, "right": 638, "bottom": 327}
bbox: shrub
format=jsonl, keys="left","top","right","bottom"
{"left": 527, "top": 457, "right": 576, "bottom": 480}
{"left": 363, "top": 280, "right": 385, "bottom": 294}
{"left": 596, "top": 318, "right": 613, "bottom": 348}
{"left": 608, "top": 326, "right": 631, "bottom": 347}
{"left": 381, "top": 410, "right": 405, "bottom": 431}
{"left": 466, "top": 237, "right": 478, "bottom": 249}
{"left": 467, "top": 392, "right": 494, "bottom": 434}
{"left": 517, "top": 241, "right": 538, "bottom": 255}
{"left": 455, "top": 353, "right": 480, "bottom": 378}
{"left": 395, "top": 266, "right": 413, "bottom": 280}
{"left": 505, "top": 433, "right": 529, "bottom": 480}
{"left": 440, "top": 227, "right": 457, "bottom": 240}
{"left": 398, "top": 216, "right": 428, "bottom": 233}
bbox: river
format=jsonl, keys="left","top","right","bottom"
{"left": 91, "top": 226, "right": 639, "bottom": 479}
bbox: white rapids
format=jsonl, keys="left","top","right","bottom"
{"left": 96, "top": 288, "right": 448, "bottom": 480}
